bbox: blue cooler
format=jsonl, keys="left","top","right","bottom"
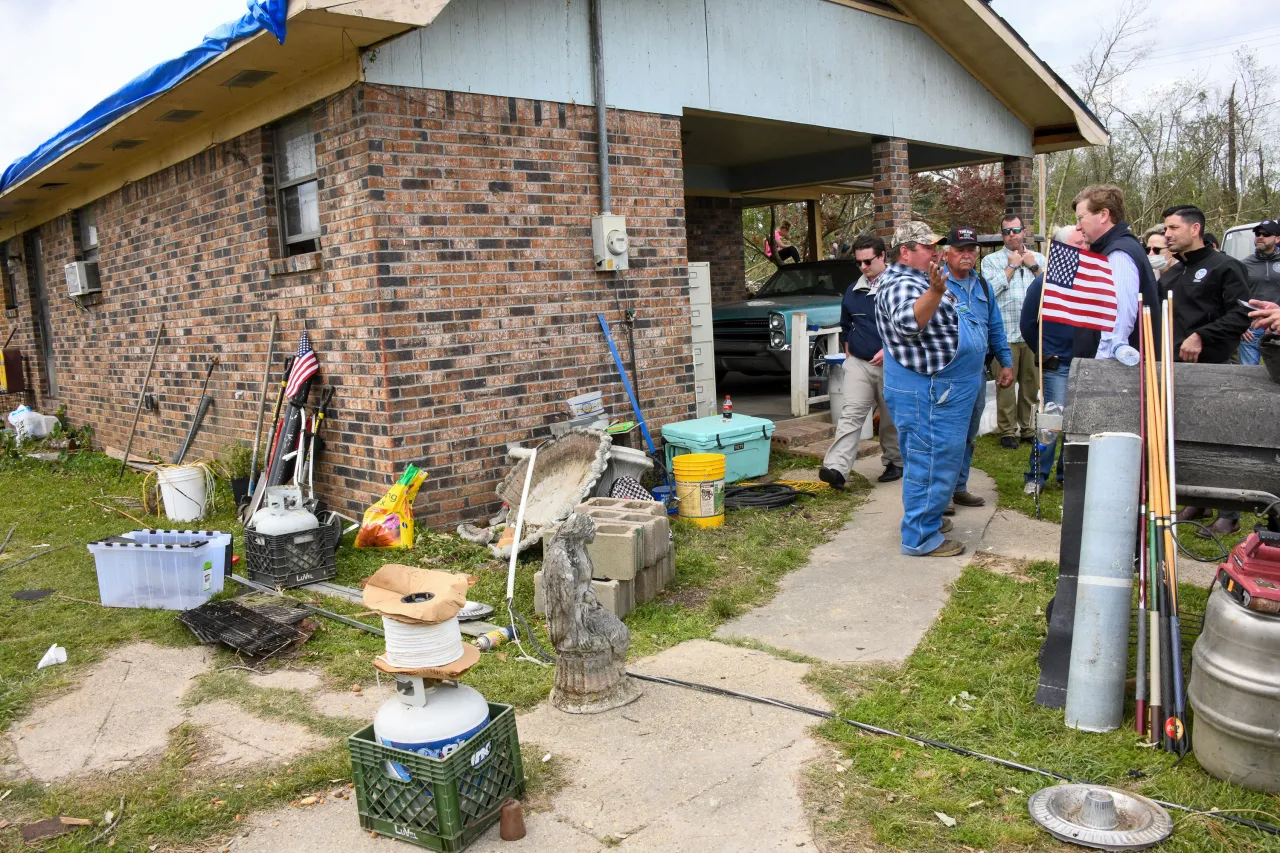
{"left": 661, "top": 415, "right": 775, "bottom": 484}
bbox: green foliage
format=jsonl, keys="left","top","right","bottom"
{"left": 221, "top": 441, "right": 254, "bottom": 480}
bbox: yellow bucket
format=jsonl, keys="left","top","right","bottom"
{"left": 673, "top": 453, "right": 726, "bottom": 528}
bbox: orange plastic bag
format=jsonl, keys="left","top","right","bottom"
{"left": 355, "top": 465, "right": 428, "bottom": 549}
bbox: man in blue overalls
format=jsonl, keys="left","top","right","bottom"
{"left": 942, "top": 226, "right": 1014, "bottom": 512}
{"left": 876, "top": 222, "right": 997, "bottom": 557}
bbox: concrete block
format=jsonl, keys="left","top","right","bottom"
{"left": 635, "top": 562, "right": 662, "bottom": 604}
{"left": 585, "top": 523, "right": 642, "bottom": 581}
{"left": 660, "top": 542, "right": 675, "bottom": 587}
{"left": 615, "top": 512, "right": 664, "bottom": 566}
{"left": 533, "top": 570, "right": 634, "bottom": 619}
{"left": 579, "top": 497, "right": 667, "bottom": 519}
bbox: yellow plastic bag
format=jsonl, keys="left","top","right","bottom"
{"left": 356, "top": 465, "right": 428, "bottom": 549}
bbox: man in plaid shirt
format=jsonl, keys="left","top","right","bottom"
{"left": 980, "top": 214, "right": 1044, "bottom": 449}
{"left": 875, "top": 222, "right": 986, "bottom": 558}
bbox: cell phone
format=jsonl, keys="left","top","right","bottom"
{"left": 1240, "top": 299, "right": 1258, "bottom": 310}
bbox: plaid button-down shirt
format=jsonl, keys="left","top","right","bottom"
{"left": 981, "top": 247, "right": 1045, "bottom": 345}
{"left": 875, "top": 262, "right": 960, "bottom": 376}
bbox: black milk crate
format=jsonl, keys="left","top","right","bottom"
{"left": 244, "top": 513, "right": 341, "bottom": 588}
{"left": 348, "top": 703, "right": 525, "bottom": 852}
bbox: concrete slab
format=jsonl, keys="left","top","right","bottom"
{"left": 310, "top": 686, "right": 390, "bottom": 720}
{"left": 715, "top": 455, "right": 998, "bottom": 664}
{"left": 188, "top": 701, "right": 323, "bottom": 769}
{"left": 974, "top": 509, "right": 1061, "bottom": 564}
{"left": 9, "top": 642, "right": 212, "bottom": 781}
{"left": 248, "top": 669, "right": 322, "bottom": 693}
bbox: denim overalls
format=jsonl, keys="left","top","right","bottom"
{"left": 882, "top": 296, "right": 987, "bottom": 555}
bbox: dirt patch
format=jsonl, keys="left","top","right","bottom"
{"left": 971, "top": 553, "right": 1037, "bottom": 583}
{"left": 801, "top": 742, "right": 882, "bottom": 853}
{"left": 310, "top": 686, "right": 387, "bottom": 720}
{"left": 247, "top": 669, "right": 322, "bottom": 693}
{"left": 187, "top": 701, "right": 323, "bottom": 770}
{"left": 9, "top": 643, "right": 212, "bottom": 781}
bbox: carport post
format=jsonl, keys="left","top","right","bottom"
{"left": 791, "top": 312, "right": 809, "bottom": 417}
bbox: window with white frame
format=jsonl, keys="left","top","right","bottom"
{"left": 77, "top": 203, "right": 99, "bottom": 262}
{"left": 274, "top": 112, "right": 320, "bottom": 256}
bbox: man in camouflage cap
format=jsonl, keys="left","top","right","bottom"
{"left": 873, "top": 221, "right": 983, "bottom": 558}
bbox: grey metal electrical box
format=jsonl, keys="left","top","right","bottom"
{"left": 591, "top": 214, "right": 629, "bottom": 271}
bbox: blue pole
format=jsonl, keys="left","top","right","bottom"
{"left": 597, "top": 313, "right": 656, "bottom": 455}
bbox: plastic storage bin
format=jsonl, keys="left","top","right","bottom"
{"left": 348, "top": 703, "right": 525, "bottom": 852}
{"left": 661, "top": 414, "right": 776, "bottom": 484}
{"left": 86, "top": 529, "right": 232, "bottom": 610}
{"left": 244, "top": 512, "right": 341, "bottom": 589}
{"left": 565, "top": 390, "right": 604, "bottom": 419}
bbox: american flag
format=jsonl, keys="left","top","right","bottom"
{"left": 283, "top": 331, "right": 319, "bottom": 401}
{"left": 1042, "top": 240, "right": 1118, "bottom": 331}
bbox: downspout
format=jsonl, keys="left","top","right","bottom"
{"left": 589, "top": 0, "right": 611, "bottom": 215}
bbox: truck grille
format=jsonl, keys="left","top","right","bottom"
{"left": 714, "top": 319, "right": 769, "bottom": 342}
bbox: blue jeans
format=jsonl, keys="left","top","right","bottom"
{"left": 883, "top": 310, "right": 986, "bottom": 555}
{"left": 1026, "top": 362, "right": 1070, "bottom": 485}
{"left": 955, "top": 380, "right": 987, "bottom": 494}
{"left": 1239, "top": 330, "right": 1261, "bottom": 365}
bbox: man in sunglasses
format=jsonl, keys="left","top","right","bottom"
{"left": 819, "top": 235, "right": 903, "bottom": 491}
{"left": 1239, "top": 220, "right": 1280, "bottom": 365}
{"left": 980, "top": 215, "right": 1045, "bottom": 450}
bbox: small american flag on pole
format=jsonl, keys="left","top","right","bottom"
{"left": 1042, "top": 240, "right": 1118, "bottom": 331}
{"left": 283, "top": 331, "right": 319, "bottom": 401}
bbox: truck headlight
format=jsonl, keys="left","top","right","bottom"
{"left": 769, "top": 312, "right": 785, "bottom": 331}
{"left": 770, "top": 330, "right": 786, "bottom": 349}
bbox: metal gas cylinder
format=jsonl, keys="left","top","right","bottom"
{"left": 1189, "top": 586, "right": 1280, "bottom": 793}
{"left": 249, "top": 486, "right": 318, "bottom": 536}
{"left": 374, "top": 676, "right": 490, "bottom": 782}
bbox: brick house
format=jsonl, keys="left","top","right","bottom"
{"left": 0, "top": 0, "right": 1103, "bottom": 529}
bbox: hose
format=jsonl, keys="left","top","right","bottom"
{"left": 624, "top": 671, "right": 1280, "bottom": 838}
{"left": 724, "top": 484, "right": 800, "bottom": 510}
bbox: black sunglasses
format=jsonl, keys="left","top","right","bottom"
{"left": 1001, "top": 227, "right": 1025, "bottom": 235}
{"left": 856, "top": 257, "right": 880, "bottom": 266}
{"left": 1146, "top": 247, "right": 1163, "bottom": 255}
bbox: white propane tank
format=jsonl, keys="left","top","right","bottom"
{"left": 375, "top": 676, "right": 490, "bottom": 781}
{"left": 250, "top": 486, "right": 319, "bottom": 536}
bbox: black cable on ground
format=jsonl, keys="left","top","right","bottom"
{"left": 1170, "top": 519, "right": 1231, "bottom": 563}
{"left": 625, "top": 671, "right": 1280, "bottom": 838}
{"left": 724, "top": 484, "right": 799, "bottom": 510}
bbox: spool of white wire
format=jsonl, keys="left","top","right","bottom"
{"left": 381, "top": 616, "right": 464, "bottom": 668}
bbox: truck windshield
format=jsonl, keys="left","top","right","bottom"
{"left": 1222, "top": 228, "right": 1254, "bottom": 261}
{"left": 757, "top": 266, "right": 854, "bottom": 297}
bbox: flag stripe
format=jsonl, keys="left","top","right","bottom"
{"left": 1041, "top": 239, "right": 1120, "bottom": 332}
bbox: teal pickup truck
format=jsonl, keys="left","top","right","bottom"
{"left": 712, "top": 260, "right": 856, "bottom": 380}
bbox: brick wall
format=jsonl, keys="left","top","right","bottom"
{"left": 686, "top": 195, "right": 746, "bottom": 305}
{"left": 1003, "top": 155, "right": 1035, "bottom": 230}
{"left": 871, "top": 137, "right": 910, "bottom": 239}
{"left": 1, "top": 84, "right": 697, "bottom": 528}
{"left": 362, "top": 85, "right": 694, "bottom": 529}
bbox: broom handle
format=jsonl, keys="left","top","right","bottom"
{"left": 117, "top": 324, "right": 165, "bottom": 483}
{"left": 249, "top": 314, "right": 278, "bottom": 489}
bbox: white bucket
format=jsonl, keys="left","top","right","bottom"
{"left": 158, "top": 466, "right": 209, "bottom": 522}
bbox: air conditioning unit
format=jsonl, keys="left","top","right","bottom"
{"left": 65, "top": 260, "right": 101, "bottom": 297}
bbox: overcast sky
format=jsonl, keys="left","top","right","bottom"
{"left": 0, "top": 0, "right": 1272, "bottom": 171}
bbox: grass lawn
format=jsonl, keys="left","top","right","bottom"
{"left": 0, "top": 447, "right": 865, "bottom": 850}
{"left": 805, "top": 562, "right": 1280, "bottom": 852}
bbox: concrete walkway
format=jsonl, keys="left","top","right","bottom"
{"left": 716, "top": 454, "right": 1059, "bottom": 664}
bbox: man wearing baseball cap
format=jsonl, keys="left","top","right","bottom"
{"left": 939, "top": 226, "right": 1015, "bottom": 512}
{"left": 875, "top": 221, "right": 986, "bottom": 557}
{"left": 1239, "top": 220, "right": 1280, "bottom": 366}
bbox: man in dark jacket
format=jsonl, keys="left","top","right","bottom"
{"left": 1239, "top": 220, "right": 1280, "bottom": 365}
{"left": 1162, "top": 205, "right": 1252, "bottom": 538}
{"left": 1160, "top": 205, "right": 1251, "bottom": 364}
{"left": 1072, "top": 184, "right": 1163, "bottom": 358}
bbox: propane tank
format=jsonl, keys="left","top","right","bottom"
{"left": 375, "top": 676, "right": 490, "bottom": 781}
{"left": 250, "top": 485, "right": 318, "bottom": 535}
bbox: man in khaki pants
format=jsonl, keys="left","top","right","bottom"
{"left": 980, "top": 214, "right": 1044, "bottom": 449}
{"left": 819, "top": 235, "right": 902, "bottom": 490}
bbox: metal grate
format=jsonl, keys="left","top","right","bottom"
{"left": 178, "top": 599, "right": 306, "bottom": 657}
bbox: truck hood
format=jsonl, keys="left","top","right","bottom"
{"left": 713, "top": 294, "right": 840, "bottom": 321}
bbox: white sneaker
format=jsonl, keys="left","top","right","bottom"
{"left": 1023, "top": 481, "right": 1039, "bottom": 496}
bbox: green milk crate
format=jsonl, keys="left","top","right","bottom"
{"left": 348, "top": 702, "right": 525, "bottom": 852}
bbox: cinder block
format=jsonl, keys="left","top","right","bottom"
{"left": 615, "top": 512, "right": 664, "bottom": 566}
{"left": 533, "top": 570, "right": 634, "bottom": 619}
{"left": 660, "top": 542, "right": 675, "bottom": 587}
{"left": 579, "top": 497, "right": 666, "bottom": 519}
{"left": 635, "top": 562, "right": 661, "bottom": 604}
{"left": 584, "top": 523, "right": 642, "bottom": 581}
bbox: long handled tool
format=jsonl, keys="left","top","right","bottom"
{"left": 304, "top": 386, "right": 334, "bottom": 512}
{"left": 1140, "top": 305, "right": 1163, "bottom": 744}
{"left": 1134, "top": 303, "right": 1148, "bottom": 736}
{"left": 117, "top": 324, "right": 165, "bottom": 483}
{"left": 248, "top": 315, "right": 278, "bottom": 496}
{"left": 243, "top": 354, "right": 293, "bottom": 522}
{"left": 1162, "top": 296, "right": 1188, "bottom": 754}
{"left": 173, "top": 356, "right": 219, "bottom": 465}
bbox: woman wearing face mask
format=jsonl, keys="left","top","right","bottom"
{"left": 1143, "top": 225, "right": 1174, "bottom": 277}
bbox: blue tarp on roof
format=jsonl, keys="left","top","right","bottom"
{"left": 0, "top": 0, "right": 288, "bottom": 194}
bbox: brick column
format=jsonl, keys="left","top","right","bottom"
{"left": 1002, "top": 155, "right": 1035, "bottom": 230}
{"left": 686, "top": 195, "right": 747, "bottom": 304}
{"left": 871, "top": 138, "right": 910, "bottom": 239}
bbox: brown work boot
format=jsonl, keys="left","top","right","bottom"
{"left": 927, "top": 538, "right": 966, "bottom": 557}
{"left": 1176, "top": 506, "right": 1207, "bottom": 522}
{"left": 943, "top": 502, "right": 956, "bottom": 516}
{"left": 940, "top": 518, "right": 954, "bottom": 534}
{"left": 1197, "top": 517, "right": 1239, "bottom": 539}
{"left": 952, "top": 490, "right": 986, "bottom": 508}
